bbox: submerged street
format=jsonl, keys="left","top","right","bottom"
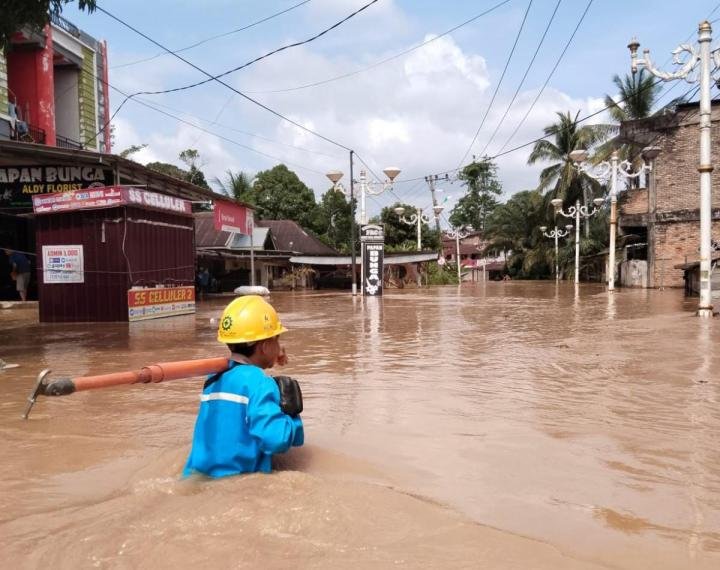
{"left": 1, "top": 282, "right": 719, "bottom": 569}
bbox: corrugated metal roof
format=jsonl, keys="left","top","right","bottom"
{"left": 0, "top": 140, "right": 254, "bottom": 207}
{"left": 194, "top": 212, "right": 231, "bottom": 248}
{"left": 289, "top": 252, "right": 438, "bottom": 266}
{"left": 227, "top": 227, "right": 271, "bottom": 250}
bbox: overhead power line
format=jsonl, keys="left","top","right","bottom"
{"left": 93, "top": 3, "right": 372, "bottom": 151}
{"left": 456, "top": 0, "right": 534, "bottom": 169}
{"left": 244, "top": 0, "right": 513, "bottom": 95}
{"left": 477, "top": 0, "right": 562, "bottom": 157}
{"left": 395, "top": 72, "right": 671, "bottom": 185}
{"left": 111, "top": 0, "right": 312, "bottom": 69}
{"left": 100, "top": 0, "right": 378, "bottom": 102}
{"left": 495, "top": 0, "right": 592, "bottom": 154}
{"left": 106, "top": 83, "right": 330, "bottom": 176}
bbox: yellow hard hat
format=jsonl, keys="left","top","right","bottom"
{"left": 217, "top": 295, "right": 288, "bottom": 344}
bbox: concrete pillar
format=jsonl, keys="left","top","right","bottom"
{"left": 6, "top": 25, "right": 55, "bottom": 145}
{"left": 647, "top": 161, "right": 657, "bottom": 288}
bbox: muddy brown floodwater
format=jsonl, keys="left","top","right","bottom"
{"left": 1, "top": 282, "right": 719, "bottom": 569}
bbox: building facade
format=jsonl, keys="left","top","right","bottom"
{"left": 618, "top": 102, "right": 720, "bottom": 288}
{"left": 0, "top": 15, "right": 110, "bottom": 152}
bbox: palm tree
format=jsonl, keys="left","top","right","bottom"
{"left": 604, "top": 69, "right": 661, "bottom": 124}
{"left": 528, "top": 111, "right": 612, "bottom": 236}
{"left": 214, "top": 170, "right": 254, "bottom": 204}
{"left": 592, "top": 69, "right": 663, "bottom": 173}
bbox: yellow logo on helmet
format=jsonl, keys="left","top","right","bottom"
{"left": 221, "top": 315, "right": 233, "bottom": 331}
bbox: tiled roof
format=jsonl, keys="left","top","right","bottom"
{"left": 256, "top": 220, "right": 337, "bottom": 255}
{"left": 194, "top": 214, "right": 338, "bottom": 255}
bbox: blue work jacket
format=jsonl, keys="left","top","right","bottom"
{"left": 183, "top": 361, "right": 304, "bottom": 478}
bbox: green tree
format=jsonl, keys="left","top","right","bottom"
{"left": 604, "top": 70, "right": 661, "bottom": 124}
{"left": 528, "top": 111, "right": 611, "bottom": 237}
{"left": 484, "top": 189, "right": 609, "bottom": 280}
{"left": 178, "top": 148, "right": 210, "bottom": 189}
{"left": 449, "top": 158, "right": 502, "bottom": 231}
{"left": 251, "top": 164, "right": 320, "bottom": 230}
{"left": 145, "top": 149, "right": 211, "bottom": 189}
{"left": 215, "top": 170, "right": 254, "bottom": 204}
{"left": 1, "top": 1, "right": 96, "bottom": 49}
{"left": 118, "top": 144, "right": 147, "bottom": 159}
{"left": 316, "top": 187, "right": 354, "bottom": 252}
{"left": 145, "top": 161, "right": 188, "bottom": 180}
{"left": 370, "top": 202, "right": 439, "bottom": 251}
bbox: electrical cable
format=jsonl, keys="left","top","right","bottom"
{"left": 478, "top": 0, "right": 562, "bottom": 157}
{"left": 495, "top": 0, "right": 593, "bottom": 154}
{"left": 105, "top": 82, "right": 330, "bottom": 176}
{"left": 244, "top": 0, "right": 513, "bottom": 95}
{"left": 126, "top": 94, "right": 343, "bottom": 159}
{"left": 96, "top": 0, "right": 378, "bottom": 137}
{"left": 456, "top": 0, "right": 534, "bottom": 169}
{"left": 91, "top": 3, "right": 367, "bottom": 151}
{"left": 395, "top": 73, "right": 670, "bottom": 185}
{"left": 111, "top": 0, "right": 312, "bottom": 69}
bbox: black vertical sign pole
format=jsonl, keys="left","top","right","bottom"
{"left": 360, "top": 225, "right": 384, "bottom": 296}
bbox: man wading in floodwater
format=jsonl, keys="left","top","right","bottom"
{"left": 183, "top": 295, "right": 304, "bottom": 478}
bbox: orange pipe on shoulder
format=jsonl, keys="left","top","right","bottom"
{"left": 43, "top": 357, "right": 230, "bottom": 396}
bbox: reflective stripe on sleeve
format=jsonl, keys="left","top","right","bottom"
{"left": 200, "top": 392, "right": 249, "bottom": 405}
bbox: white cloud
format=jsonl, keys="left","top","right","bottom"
{"left": 108, "top": 21, "right": 608, "bottom": 219}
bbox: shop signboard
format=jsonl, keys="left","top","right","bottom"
{"left": 32, "top": 186, "right": 192, "bottom": 215}
{"left": 361, "top": 224, "right": 385, "bottom": 296}
{"left": 127, "top": 286, "right": 196, "bottom": 322}
{"left": 214, "top": 200, "right": 253, "bottom": 234}
{"left": 0, "top": 165, "right": 114, "bottom": 209}
{"left": 42, "top": 245, "right": 84, "bottom": 284}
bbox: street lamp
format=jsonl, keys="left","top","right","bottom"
{"left": 629, "top": 21, "right": 716, "bottom": 316}
{"left": 540, "top": 224, "right": 573, "bottom": 281}
{"left": 446, "top": 225, "right": 473, "bottom": 284}
{"left": 394, "top": 205, "right": 444, "bottom": 251}
{"left": 356, "top": 167, "right": 401, "bottom": 225}
{"left": 326, "top": 169, "right": 357, "bottom": 296}
{"left": 551, "top": 197, "right": 604, "bottom": 284}
{"left": 569, "top": 147, "right": 660, "bottom": 291}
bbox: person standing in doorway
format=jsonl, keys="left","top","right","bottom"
{"left": 4, "top": 249, "right": 31, "bottom": 301}
{"left": 197, "top": 266, "right": 210, "bottom": 300}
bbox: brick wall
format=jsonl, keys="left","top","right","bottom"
{"left": 652, "top": 221, "right": 720, "bottom": 287}
{"left": 651, "top": 106, "right": 720, "bottom": 213}
{"left": 620, "top": 187, "right": 648, "bottom": 215}
{"left": 620, "top": 104, "right": 720, "bottom": 287}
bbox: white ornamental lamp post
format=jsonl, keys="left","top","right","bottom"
{"left": 540, "top": 224, "right": 573, "bottom": 280}
{"left": 551, "top": 197, "right": 604, "bottom": 285}
{"left": 326, "top": 169, "right": 357, "bottom": 296}
{"left": 357, "top": 167, "right": 401, "bottom": 225}
{"left": 628, "top": 22, "right": 716, "bottom": 316}
{"left": 394, "top": 205, "right": 444, "bottom": 251}
{"left": 569, "top": 147, "right": 660, "bottom": 291}
{"left": 446, "top": 225, "right": 473, "bottom": 283}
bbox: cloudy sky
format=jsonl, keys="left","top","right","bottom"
{"left": 67, "top": 0, "right": 717, "bottom": 219}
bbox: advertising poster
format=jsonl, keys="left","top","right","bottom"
{"left": 42, "top": 245, "right": 84, "bottom": 284}
{"left": 213, "top": 200, "right": 252, "bottom": 234}
{"left": 127, "top": 286, "right": 196, "bottom": 322}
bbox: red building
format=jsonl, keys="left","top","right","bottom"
{"left": 0, "top": 14, "right": 110, "bottom": 152}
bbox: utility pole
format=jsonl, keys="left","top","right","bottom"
{"left": 425, "top": 174, "right": 448, "bottom": 234}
